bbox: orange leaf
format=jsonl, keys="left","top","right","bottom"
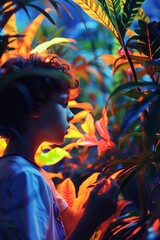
{"left": 72, "top": 172, "right": 101, "bottom": 211}
{"left": 58, "top": 178, "right": 76, "bottom": 207}
{"left": 97, "top": 139, "right": 115, "bottom": 156}
{"left": 100, "top": 200, "right": 131, "bottom": 239}
{"left": 20, "top": 8, "right": 52, "bottom": 56}
{"left": 69, "top": 100, "right": 93, "bottom": 111}
{"left": 100, "top": 54, "right": 116, "bottom": 65}
{"left": 77, "top": 135, "right": 98, "bottom": 146}
{"left": 78, "top": 172, "right": 100, "bottom": 197}
{"left": 95, "top": 107, "right": 109, "bottom": 140}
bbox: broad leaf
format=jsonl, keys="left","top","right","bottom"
{"left": 58, "top": 178, "right": 76, "bottom": 207}
{"left": 127, "top": 20, "right": 160, "bottom": 60}
{"left": 122, "top": 0, "right": 145, "bottom": 36}
{"left": 35, "top": 147, "right": 72, "bottom": 166}
{"left": 120, "top": 92, "right": 160, "bottom": 133}
{"left": 72, "top": 0, "right": 118, "bottom": 39}
{"left": 106, "top": 81, "right": 160, "bottom": 106}
{"left": 31, "top": 37, "right": 76, "bottom": 54}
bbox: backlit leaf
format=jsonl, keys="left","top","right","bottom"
{"left": 81, "top": 113, "right": 95, "bottom": 136}
{"left": 20, "top": 8, "right": 52, "bottom": 56}
{"left": 58, "top": 178, "right": 76, "bottom": 207}
{"left": 65, "top": 123, "right": 83, "bottom": 138}
{"left": 71, "top": 110, "right": 91, "bottom": 123}
{"left": 78, "top": 172, "right": 101, "bottom": 197}
{"left": 0, "top": 137, "right": 7, "bottom": 156}
{"left": 69, "top": 100, "right": 94, "bottom": 111}
{"left": 31, "top": 37, "right": 76, "bottom": 54}
{"left": 72, "top": 0, "right": 118, "bottom": 39}
{"left": 35, "top": 147, "right": 72, "bottom": 166}
{"left": 77, "top": 135, "right": 98, "bottom": 146}
{"left": 122, "top": 0, "right": 145, "bottom": 35}
{"left": 98, "top": 138, "right": 115, "bottom": 156}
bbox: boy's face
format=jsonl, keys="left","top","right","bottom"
{"left": 35, "top": 92, "right": 74, "bottom": 145}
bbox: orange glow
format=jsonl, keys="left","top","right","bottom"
{"left": 0, "top": 137, "right": 7, "bottom": 156}
{"left": 152, "top": 218, "right": 160, "bottom": 232}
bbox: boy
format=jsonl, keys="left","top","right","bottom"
{"left": 0, "top": 54, "right": 119, "bottom": 239}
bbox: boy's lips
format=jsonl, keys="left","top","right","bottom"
{"left": 65, "top": 126, "right": 70, "bottom": 135}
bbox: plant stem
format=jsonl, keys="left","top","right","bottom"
{"left": 123, "top": 45, "right": 138, "bottom": 83}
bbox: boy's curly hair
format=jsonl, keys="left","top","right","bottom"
{"left": 0, "top": 54, "right": 80, "bottom": 138}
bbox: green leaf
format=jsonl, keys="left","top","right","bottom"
{"left": 104, "top": 0, "right": 122, "bottom": 32}
{"left": 127, "top": 20, "right": 160, "bottom": 59}
{"left": 122, "top": 0, "right": 145, "bottom": 36}
{"left": 119, "top": 131, "right": 145, "bottom": 147}
{"left": 136, "top": 8, "right": 150, "bottom": 23}
{"left": 106, "top": 81, "right": 160, "bottom": 106}
{"left": 27, "top": 4, "right": 55, "bottom": 25}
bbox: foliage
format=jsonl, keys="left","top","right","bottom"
{"left": 0, "top": 0, "right": 160, "bottom": 239}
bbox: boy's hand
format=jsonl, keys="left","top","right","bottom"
{"left": 83, "top": 178, "right": 119, "bottom": 226}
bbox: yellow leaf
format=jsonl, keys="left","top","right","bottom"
{"left": 69, "top": 100, "right": 94, "bottom": 111}
{"left": 81, "top": 113, "right": 95, "bottom": 136}
{"left": 100, "top": 54, "right": 116, "bottom": 65}
{"left": 78, "top": 172, "right": 101, "bottom": 197}
{"left": 31, "top": 37, "right": 76, "bottom": 54}
{"left": 65, "top": 123, "right": 83, "bottom": 138}
{"left": 71, "top": 110, "right": 91, "bottom": 124}
{"left": 72, "top": 0, "right": 118, "bottom": 39}
{"left": 0, "top": 137, "right": 7, "bottom": 157}
{"left": 73, "top": 173, "right": 101, "bottom": 211}
{"left": 58, "top": 178, "right": 76, "bottom": 207}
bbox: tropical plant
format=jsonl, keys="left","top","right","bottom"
{"left": 69, "top": 0, "right": 160, "bottom": 239}
{"left": 1, "top": 0, "right": 160, "bottom": 239}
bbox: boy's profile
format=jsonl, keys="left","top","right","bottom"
{"left": 0, "top": 54, "right": 119, "bottom": 239}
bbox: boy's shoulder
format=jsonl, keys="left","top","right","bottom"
{"left": 0, "top": 154, "right": 41, "bottom": 179}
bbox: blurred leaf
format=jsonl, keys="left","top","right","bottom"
{"left": 120, "top": 92, "right": 160, "bottom": 133}
{"left": 31, "top": 37, "right": 76, "bottom": 54}
{"left": 106, "top": 81, "right": 160, "bottom": 106}
{"left": 69, "top": 100, "right": 94, "bottom": 111}
{"left": 118, "top": 131, "right": 145, "bottom": 147}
